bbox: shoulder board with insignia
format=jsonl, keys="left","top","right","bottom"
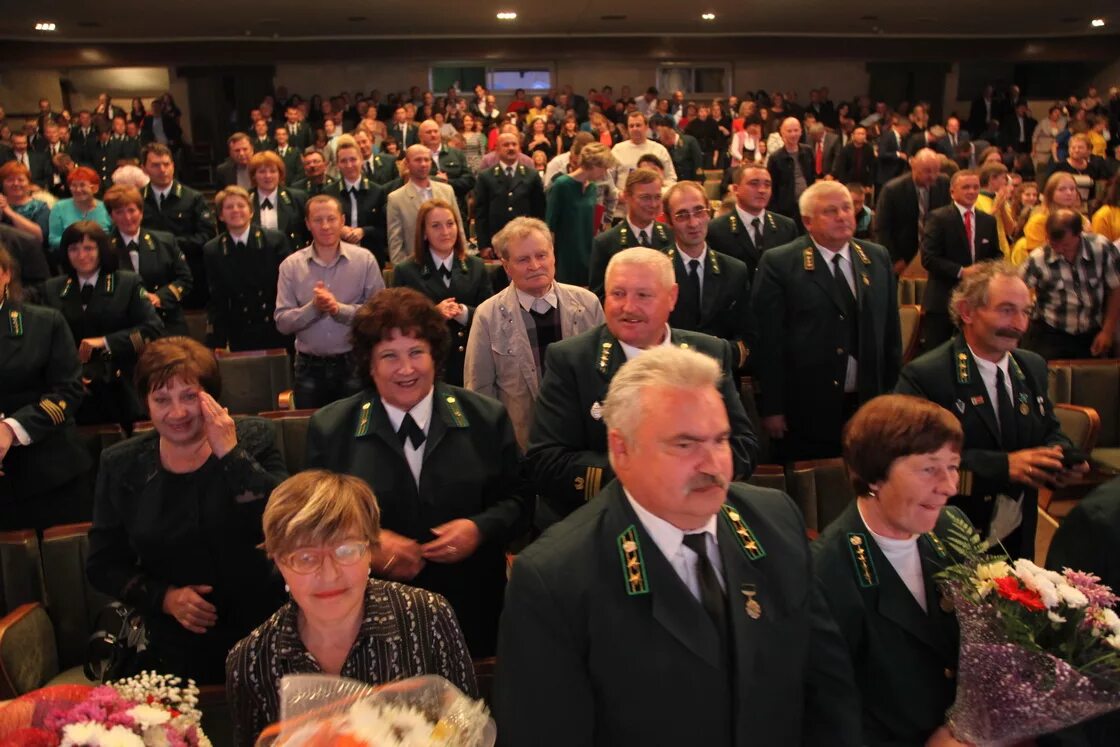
{"left": 8, "top": 309, "right": 24, "bottom": 337}
{"left": 143, "top": 233, "right": 153, "bottom": 248}
{"left": 709, "top": 250, "right": 721, "bottom": 275}
{"left": 619, "top": 225, "right": 629, "bottom": 245}
{"left": 355, "top": 401, "right": 372, "bottom": 437}
{"left": 104, "top": 274, "right": 114, "bottom": 293}
{"left": 767, "top": 212, "right": 777, "bottom": 230}
{"left": 729, "top": 213, "right": 739, "bottom": 233}
{"left": 597, "top": 341, "right": 613, "bottom": 374}
{"left": 720, "top": 504, "right": 766, "bottom": 560}
{"left": 617, "top": 525, "right": 650, "bottom": 595}
{"left": 443, "top": 394, "right": 469, "bottom": 427}
{"left": 655, "top": 223, "right": 669, "bottom": 242}
{"left": 281, "top": 190, "right": 292, "bottom": 205}
{"left": 60, "top": 277, "right": 74, "bottom": 298}
{"left": 956, "top": 351, "right": 971, "bottom": 384}
{"left": 459, "top": 258, "right": 469, "bottom": 272}
{"left": 803, "top": 247, "right": 815, "bottom": 270}
{"left": 846, "top": 532, "right": 878, "bottom": 587}
{"left": 1008, "top": 354, "right": 1027, "bottom": 383}
{"left": 174, "top": 183, "right": 182, "bottom": 198}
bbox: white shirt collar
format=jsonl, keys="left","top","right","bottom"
{"left": 120, "top": 231, "right": 140, "bottom": 245}
{"left": 624, "top": 487, "right": 719, "bottom": 560}
{"left": 381, "top": 388, "right": 435, "bottom": 435}
{"left": 677, "top": 244, "right": 707, "bottom": 268}
{"left": 343, "top": 178, "right": 362, "bottom": 191}
{"left": 258, "top": 189, "right": 278, "bottom": 205}
{"left": 619, "top": 324, "right": 673, "bottom": 360}
{"left": 430, "top": 250, "right": 453, "bottom": 271}
{"left": 968, "top": 344, "right": 1011, "bottom": 382}
{"left": 411, "top": 181, "right": 433, "bottom": 198}
{"left": 811, "top": 239, "right": 851, "bottom": 265}
{"left": 954, "top": 202, "right": 974, "bottom": 217}
{"left": 627, "top": 218, "right": 654, "bottom": 237}
{"left": 516, "top": 283, "right": 558, "bottom": 312}
{"left": 152, "top": 186, "right": 170, "bottom": 200}
{"left": 229, "top": 227, "right": 252, "bottom": 244}
{"left": 735, "top": 205, "right": 765, "bottom": 226}
{"left": 79, "top": 271, "right": 100, "bottom": 288}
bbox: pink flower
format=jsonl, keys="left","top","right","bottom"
{"left": 1062, "top": 569, "right": 1120, "bottom": 608}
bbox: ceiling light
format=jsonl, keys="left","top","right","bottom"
{"left": 701, "top": 13, "right": 716, "bottom": 21}
{"left": 1091, "top": 18, "right": 1105, "bottom": 27}
{"left": 35, "top": 21, "right": 57, "bottom": 31}
{"left": 497, "top": 11, "right": 517, "bottom": 20}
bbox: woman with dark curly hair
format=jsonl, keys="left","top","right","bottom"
{"left": 306, "top": 286, "right": 531, "bottom": 657}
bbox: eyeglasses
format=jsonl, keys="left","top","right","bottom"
{"left": 671, "top": 206, "right": 711, "bottom": 223}
{"left": 281, "top": 541, "right": 370, "bottom": 574}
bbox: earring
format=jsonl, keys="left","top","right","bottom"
{"left": 867, "top": 487, "right": 878, "bottom": 498}
{"left": 284, "top": 584, "right": 290, "bottom": 593}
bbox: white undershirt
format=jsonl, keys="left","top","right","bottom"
{"left": 858, "top": 501, "right": 927, "bottom": 611}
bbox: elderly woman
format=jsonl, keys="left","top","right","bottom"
{"left": 103, "top": 184, "right": 192, "bottom": 335}
{"left": 1010, "top": 171, "right": 1091, "bottom": 265}
{"left": 225, "top": 470, "right": 477, "bottom": 746}
{"left": 87, "top": 336, "right": 287, "bottom": 684}
{"left": 307, "top": 287, "right": 530, "bottom": 657}
{"left": 47, "top": 166, "right": 112, "bottom": 252}
{"left": 43, "top": 221, "right": 162, "bottom": 429}
{"left": 545, "top": 141, "right": 617, "bottom": 285}
{"left": 0, "top": 245, "right": 92, "bottom": 530}
{"left": 813, "top": 394, "right": 971, "bottom": 747}
{"left": 389, "top": 198, "right": 493, "bottom": 386}
{"left": 0, "top": 160, "right": 50, "bottom": 246}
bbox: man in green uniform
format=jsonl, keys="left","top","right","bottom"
{"left": 587, "top": 168, "right": 673, "bottom": 298}
{"left": 707, "top": 163, "right": 799, "bottom": 281}
{"left": 527, "top": 247, "right": 758, "bottom": 530}
{"left": 497, "top": 346, "right": 858, "bottom": 747}
{"left": 472, "top": 132, "right": 546, "bottom": 257}
{"left": 290, "top": 148, "right": 336, "bottom": 196}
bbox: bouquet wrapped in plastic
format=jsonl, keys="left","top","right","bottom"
{"left": 254, "top": 674, "right": 495, "bottom": 747}
{"left": 937, "top": 512, "right": 1120, "bottom": 745}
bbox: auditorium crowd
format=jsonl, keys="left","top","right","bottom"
{"left": 2, "top": 77, "right": 1120, "bottom": 746}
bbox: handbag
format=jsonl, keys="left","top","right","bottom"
{"left": 85, "top": 601, "right": 149, "bottom": 682}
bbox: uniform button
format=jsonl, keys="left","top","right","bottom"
{"left": 944, "top": 668, "right": 955, "bottom": 679}
{"left": 836, "top": 347, "right": 844, "bottom": 355}
{"left": 508, "top": 192, "right": 513, "bottom": 197}
{"left": 508, "top": 207, "right": 513, "bottom": 212}
{"left": 839, "top": 314, "right": 845, "bottom": 320}
{"left": 458, "top": 345, "right": 465, "bottom": 352}
{"left": 261, "top": 304, "right": 267, "bottom": 309}
{"left": 458, "top": 331, "right": 465, "bottom": 338}
{"left": 832, "top": 380, "right": 840, "bottom": 387}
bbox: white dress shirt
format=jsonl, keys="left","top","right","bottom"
{"left": 382, "top": 389, "right": 435, "bottom": 486}
{"left": 619, "top": 324, "right": 673, "bottom": 360}
{"left": 258, "top": 189, "right": 279, "bottom": 230}
{"left": 625, "top": 489, "right": 725, "bottom": 600}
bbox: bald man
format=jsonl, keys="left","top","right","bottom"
{"left": 873, "top": 148, "right": 950, "bottom": 273}
{"left": 386, "top": 144, "right": 465, "bottom": 265}
{"left": 767, "top": 116, "right": 815, "bottom": 228}
{"left": 418, "top": 118, "right": 474, "bottom": 217}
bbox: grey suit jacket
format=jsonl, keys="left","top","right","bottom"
{"left": 463, "top": 282, "right": 604, "bottom": 449}
{"left": 385, "top": 180, "right": 464, "bottom": 265}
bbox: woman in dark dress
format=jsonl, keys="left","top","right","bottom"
{"left": 306, "top": 288, "right": 531, "bottom": 657}
{"left": 389, "top": 199, "right": 493, "bottom": 386}
{"left": 42, "top": 221, "right": 163, "bottom": 430}
{"left": 87, "top": 336, "right": 288, "bottom": 685}
{"left": 0, "top": 246, "right": 92, "bottom": 531}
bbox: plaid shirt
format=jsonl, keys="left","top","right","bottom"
{"left": 1021, "top": 233, "right": 1120, "bottom": 334}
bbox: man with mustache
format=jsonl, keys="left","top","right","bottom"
{"left": 897, "top": 260, "right": 1086, "bottom": 559}
{"left": 527, "top": 247, "right": 758, "bottom": 530}
{"left": 497, "top": 345, "right": 859, "bottom": 747}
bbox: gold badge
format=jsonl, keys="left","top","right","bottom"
{"left": 1019, "top": 403, "right": 1029, "bottom": 415}
{"left": 741, "top": 585, "right": 762, "bottom": 620}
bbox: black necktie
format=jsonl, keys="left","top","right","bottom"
{"left": 347, "top": 187, "right": 358, "bottom": 223}
{"left": 506, "top": 167, "right": 514, "bottom": 179}
{"left": 750, "top": 217, "right": 762, "bottom": 247}
{"left": 678, "top": 258, "right": 702, "bottom": 325}
{"left": 126, "top": 241, "right": 138, "bottom": 252}
{"left": 681, "top": 533, "right": 728, "bottom": 638}
{"left": 157, "top": 192, "right": 165, "bottom": 209}
{"left": 397, "top": 413, "right": 426, "bottom": 449}
{"left": 235, "top": 241, "right": 246, "bottom": 250}
{"left": 261, "top": 198, "right": 274, "bottom": 209}
{"left": 996, "top": 368, "right": 1018, "bottom": 451}
{"left": 832, "top": 254, "right": 856, "bottom": 310}
{"left": 638, "top": 229, "right": 650, "bottom": 247}
{"left": 80, "top": 283, "right": 94, "bottom": 306}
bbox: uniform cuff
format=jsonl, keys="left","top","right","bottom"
{"left": 3, "top": 418, "right": 32, "bottom": 446}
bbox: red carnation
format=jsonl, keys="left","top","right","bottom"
{"left": 994, "top": 576, "right": 1046, "bottom": 611}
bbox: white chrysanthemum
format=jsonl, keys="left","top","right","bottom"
{"left": 1106, "top": 634, "right": 1120, "bottom": 651}
{"left": 102, "top": 726, "right": 145, "bottom": 747}
{"left": 1014, "top": 558, "right": 1045, "bottom": 577}
{"left": 1015, "top": 563, "right": 1060, "bottom": 608}
{"left": 1057, "top": 583, "right": 1090, "bottom": 609}
{"left": 127, "top": 704, "right": 172, "bottom": 729}
{"left": 1048, "top": 610, "right": 1067, "bottom": 624}
{"left": 61, "top": 722, "right": 110, "bottom": 746}
{"left": 1102, "top": 608, "right": 1120, "bottom": 635}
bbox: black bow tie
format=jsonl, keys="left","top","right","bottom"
{"left": 397, "top": 413, "right": 426, "bottom": 449}
{"left": 125, "top": 241, "right": 139, "bottom": 252}
{"left": 438, "top": 265, "right": 452, "bottom": 279}
{"left": 261, "top": 198, "right": 274, "bottom": 209}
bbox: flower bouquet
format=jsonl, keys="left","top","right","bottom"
{"left": 254, "top": 674, "right": 494, "bottom": 747}
{"left": 0, "top": 671, "right": 210, "bottom": 746}
{"left": 937, "top": 512, "right": 1120, "bottom": 745}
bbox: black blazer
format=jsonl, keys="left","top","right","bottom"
{"left": 139, "top": 116, "right": 182, "bottom": 147}
{"left": 767, "top": 145, "right": 815, "bottom": 219}
{"left": 389, "top": 254, "right": 494, "bottom": 386}
{"left": 873, "top": 173, "right": 951, "bottom": 265}
{"left": 202, "top": 228, "right": 292, "bottom": 351}
{"left": 323, "top": 178, "right": 389, "bottom": 267}
{"left": 215, "top": 159, "right": 245, "bottom": 189}
{"left": 472, "top": 162, "right": 546, "bottom": 250}
{"left": 876, "top": 129, "right": 909, "bottom": 185}
{"left": 830, "top": 143, "right": 877, "bottom": 187}
{"left": 250, "top": 187, "right": 308, "bottom": 249}
{"left": 667, "top": 246, "right": 754, "bottom": 368}
{"left": 109, "top": 228, "right": 193, "bottom": 335}
{"left": 706, "top": 209, "right": 800, "bottom": 282}
{"left": 920, "top": 204, "right": 1001, "bottom": 316}
{"left": 588, "top": 220, "right": 674, "bottom": 298}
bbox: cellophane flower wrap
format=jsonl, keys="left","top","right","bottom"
{"left": 254, "top": 674, "right": 495, "bottom": 747}
{"left": 0, "top": 671, "right": 210, "bottom": 746}
{"left": 936, "top": 512, "right": 1120, "bottom": 745}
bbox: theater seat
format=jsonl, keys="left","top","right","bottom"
{"left": 41, "top": 523, "right": 113, "bottom": 671}
{"left": 0, "top": 603, "right": 58, "bottom": 698}
{"left": 1047, "top": 360, "right": 1120, "bottom": 471}
{"left": 259, "top": 409, "right": 317, "bottom": 475}
{"left": 184, "top": 310, "right": 209, "bottom": 345}
{"left": 787, "top": 458, "right": 855, "bottom": 533}
{"left": 897, "top": 277, "right": 916, "bottom": 306}
{"left": 0, "top": 530, "right": 44, "bottom": 616}
{"left": 746, "top": 464, "right": 787, "bottom": 493}
{"left": 214, "top": 349, "right": 293, "bottom": 414}
{"left": 898, "top": 304, "right": 921, "bottom": 362}
{"left": 473, "top": 657, "right": 496, "bottom": 707}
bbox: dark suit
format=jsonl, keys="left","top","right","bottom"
{"left": 284, "top": 123, "right": 313, "bottom": 152}
{"left": 811, "top": 133, "right": 841, "bottom": 180}
{"left": 69, "top": 126, "right": 99, "bottom": 167}
{"left": 830, "top": 143, "right": 877, "bottom": 187}
{"left": 472, "top": 162, "right": 546, "bottom": 251}
{"left": 767, "top": 145, "right": 815, "bottom": 222}
{"left": 667, "top": 246, "right": 754, "bottom": 369}
{"left": 665, "top": 133, "right": 705, "bottom": 182}
{"left": 306, "top": 385, "right": 532, "bottom": 657}
{"left": 936, "top": 132, "right": 972, "bottom": 162}
{"left": 1000, "top": 115, "right": 1037, "bottom": 154}
{"left": 587, "top": 220, "right": 673, "bottom": 298}
{"left": 362, "top": 152, "right": 399, "bottom": 186}
{"left": 526, "top": 324, "right": 759, "bottom": 529}
{"left": 495, "top": 480, "right": 860, "bottom": 747}
{"left": 43, "top": 271, "right": 163, "bottom": 428}
{"left": 290, "top": 175, "right": 336, "bottom": 197}
{"left": 430, "top": 146, "right": 475, "bottom": 218}
{"left": 323, "top": 178, "right": 389, "bottom": 267}
{"left": 273, "top": 145, "right": 305, "bottom": 184}
{"left": 876, "top": 129, "right": 910, "bottom": 186}
{"left": 895, "top": 337, "right": 1072, "bottom": 559}
{"left": 706, "top": 209, "right": 799, "bottom": 282}
{"left": 968, "top": 97, "right": 997, "bottom": 138}
{"left": 389, "top": 254, "right": 494, "bottom": 386}
{"left": 873, "top": 173, "right": 951, "bottom": 266}
{"left": 751, "top": 236, "right": 902, "bottom": 460}
{"left": 202, "top": 228, "right": 292, "bottom": 352}
{"left": 249, "top": 136, "right": 274, "bottom": 153}
{"left": 813, "top": 502, "right": 964, "bottom": 746}
{"left": 215, "top": 159, "right": 249, "bottom": 189}
{"left": 109, "top": 227, "right": 193, "bottom": 335}
{"left": 106, "top": 135, "right": 141, "bottom": 164}
{"left": 0, "top": 224, "right": 50, "bottom": 300}
{"left": 11, "top": 150, "right": 53, "bottom": 188}
{"left": 390, "top": 123, "right": 420, "bottom": 150}
{"left": 250, "top": 187, "right": 307, "bottom": 250}
{"left": 139, "top": 116, "right": 182, "bottom": 148}
{"left": 919, "top": 204, "right": 1001, "bottom": 349}
{"left": 140, "top": 181, "right": 217, "bottom": 308}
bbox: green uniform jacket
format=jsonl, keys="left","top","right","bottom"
{"left": 526, "top": 323, "right": 759, "bottom": 528}
{"left": 813, "top": 501, "right": 964, "bottom": 746}
{"left": 109, "top": 227, "right": 192, "bottom": 335}
{"left": 323, "top": 178, "right": 389, "bottom": 267}
{"left": 306, "top": 385, "right": 531, "bottom": 657}
{"left": 472, "top": 162, "right": 546, "bottom": 251}
{"left": 706, "top": 208, "right": 800, "bottom": 282}
{"left": 389, "top": 255, "right": 494, "bottom": 387}
{"left": 587, "top": 220, "right": 673, "bottom": 299}
{"left": 666, "top": 245, "right": 755, "bottom": 369}
{"left": 495, "top": 481, "right": 860, "bottom": 747}
{"left": 274, "top": 145, "right": 305, "bottom": 183}
{"left": 896, "top": 336, "right": 1072, "bottom": 559}
{"left": 0, "top": 301, "right": 90, "bottom": 501}
{"left": 665, "top": 131, "right": 706, "bottom": 182}
{"left": 431, "top": 146, "right": 476, "bottom": 218}
{"left": 250, "top": 186, "right": 307, "bottom": 250}
{"left": 752, "top": 236, "right": 901, "bottom": 459}
{"left": 363, "top": 153, "right": 399, "bottom": 186}
{"left": 140, "top": 181, "right": 217, "bottom": 255}
{"left": 202, "top": 228, "right": 292, "bottom": 352}
{"left": 290, "top": 175, "right": 336, "bottom": 197}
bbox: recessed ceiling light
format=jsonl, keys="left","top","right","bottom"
{"left": 701, "top": 13, "right": 716, "bottom": 21}
{"left": 35, "top": 21, "right": 57, "bottom": 31}
{"left": 1091, "top": 18, "right": 1105, "bottom": 27}
{"left": 496, "top": 11, "right": 517, "bottom": 20}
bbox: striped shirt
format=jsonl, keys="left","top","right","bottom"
{"left": 1021, "top": 233, "right": 1120, "bottom": 334}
